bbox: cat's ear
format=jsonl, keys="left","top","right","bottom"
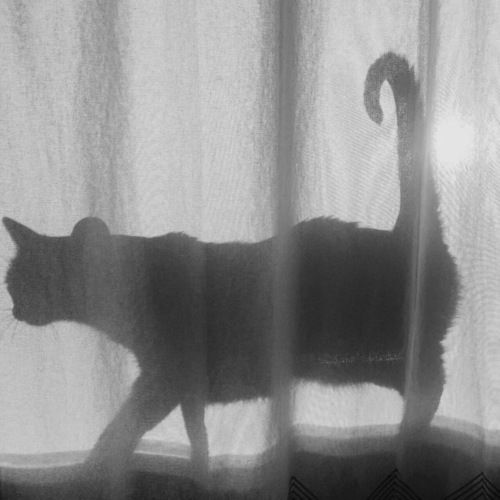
{"left": 2, "top": 217, "right": 39, "bottom": 247}
{"left": 71, "top": 217, "right": 110, "bottom": 246}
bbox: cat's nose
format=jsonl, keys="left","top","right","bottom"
{"left": 12, "top": 303, "right": 31, "bottom": 322}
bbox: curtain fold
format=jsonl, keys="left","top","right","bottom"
{"left": 1, "top": 1, "right": 499, "bottom": 498}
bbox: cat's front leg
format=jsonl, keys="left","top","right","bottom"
{"left": 181, "top": 393, "right": 209, "bottom": 485}
{"left": 83, "top": 373, "right": 180, "bottom": 497}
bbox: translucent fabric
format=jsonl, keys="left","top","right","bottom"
{"left": 0, "top": 1, "right": 499, "bottom": 498}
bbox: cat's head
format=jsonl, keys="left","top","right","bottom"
{"left": 3, "top": 217, "right": 113, "bottom": 326}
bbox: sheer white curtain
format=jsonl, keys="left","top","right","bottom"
{"left": 0, "top": 1, "right": 499, "bottom": 498}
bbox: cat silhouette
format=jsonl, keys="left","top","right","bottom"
{"left": 3, "top": 53, "right": 459, "bottom": 487}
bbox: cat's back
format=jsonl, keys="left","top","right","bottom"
{"left": 294, "top": 217, "right": 408, "bottom": 359}
{"left": 294, "top": 217, "right": 405, "bottom": 284}
{"left": 203, "top": 237, "right": 273, "bottom": 330}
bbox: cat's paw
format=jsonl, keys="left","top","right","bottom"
{"left": 79, "top": 453, "right": 133, "bottom": 499}
{"left": 191, "top": 454, "right": 210, "bottom": 489}
{"left": 74, "top": 461, "right": 105, "bottom": 499}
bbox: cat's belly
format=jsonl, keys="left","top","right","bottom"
{"left": 205, "top": 349, "right": 406, "bottom": 404}
{"left": 294, "top": 350, "right": 406, "bottom": 393}
{"left": 205, "top": 315, "right": 407, "bottom": 404}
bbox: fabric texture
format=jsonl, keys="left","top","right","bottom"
{"left": 0, "top": 1, "right": 499, "bottom": 498}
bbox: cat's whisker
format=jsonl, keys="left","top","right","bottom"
{"left": 12, "top": 319, "right": 20, "bottom": 341}
{"left": 7, "top": 319, "right": 14, "bottom": 342}
{"left": 1, "top": 311, "right": 12, "bottom": 322}
{"left": 0, "top": 317, "right": 13, "bottom": 340}
{"left": 49, "top": 323, "right": 61, "bottom": 343}
{"left": 2, "top": 317, "right": 16, "bottom": 343}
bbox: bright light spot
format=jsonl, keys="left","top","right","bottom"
{"left": 434, "top": 116, "right": 474, "bottom": 168}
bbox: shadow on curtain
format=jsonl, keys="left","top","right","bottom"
{"left": 1, "top": 1, "right": 499, "bottom": 499}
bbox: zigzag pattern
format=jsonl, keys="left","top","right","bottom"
{"left": 287, "top": 471, "right": 500, "bottom": 499}
{"left": 288, "top": 475, "right": 319, "bottom": 500}
{"left": 445, "top": 473, "right": 500, "bottom": 499}
{"left": 367, "top": 469, "right": 421, "bottom": 500}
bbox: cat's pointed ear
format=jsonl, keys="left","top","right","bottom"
{"left": 71, "top": 217, "right": 110, "bottom": 246}
{"left": 2, "top": 217, "right": 39, "bottom": 247}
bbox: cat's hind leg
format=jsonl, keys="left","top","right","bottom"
{"left": 397, "top": 346, "right": 445, "bottom": 492}
{"left": 399, "top": 341, "right": 445, "bottom": 440}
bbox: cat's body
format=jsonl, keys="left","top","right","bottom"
{"left": 3, "top": 53, "right": 459, "bottom": 485}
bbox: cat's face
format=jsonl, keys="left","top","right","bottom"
{"left": 3, "top": 217, "right": 113, "bottom": 327}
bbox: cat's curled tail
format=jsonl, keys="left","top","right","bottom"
{"left": 364, "top": 52, "right": 426, "bottom": 237}
{"left": 364, "top": 52, "right": 418, "bottom": 127}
